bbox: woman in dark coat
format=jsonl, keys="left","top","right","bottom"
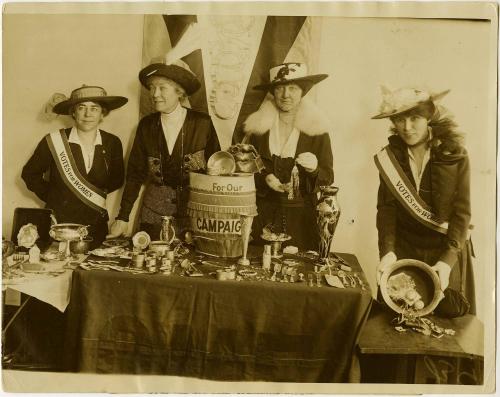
{"left": 21, "top": 85, "right": 127, "bottom": 248}
{"left": 243, "top": 63, "right": 334, "bottom": 250}
{"left": 108, "top": 60, "right": 220, "bottom": 240}
{"left": 373, "top": 87, "right": 475, "bottom": 316}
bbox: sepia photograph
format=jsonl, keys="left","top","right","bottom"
{"left": 1, "top": 1, "right": 497, "bottom": 394}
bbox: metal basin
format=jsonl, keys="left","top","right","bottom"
{"left": 49, "top": 223, "right": 89, "bottom": 242}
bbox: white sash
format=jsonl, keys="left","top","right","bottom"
{"left": 374, "top": 146, "right": 449, "bottom": 235}
{"left": 46, "top": 130, "right": 107, "bottom": 213}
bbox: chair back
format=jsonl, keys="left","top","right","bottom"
{"left": 11, "top": 208, "right": 54, "bottom": 250}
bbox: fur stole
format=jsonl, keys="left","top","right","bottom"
{"left": 243, "top": 94, "right": 332, "bottom": 137}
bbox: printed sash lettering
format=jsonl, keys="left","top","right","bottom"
{"left": 374, "top": 146, "right": 449, "bottom": 234}
{"left": 46, "top": 130, "right": 106, "bottom": 213}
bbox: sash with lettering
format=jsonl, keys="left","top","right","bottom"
{"left": 374, "top": 146, "right": 449, "bottom": 235}
{"left": 46, "top": 129, "right": 107, "bottom": 214}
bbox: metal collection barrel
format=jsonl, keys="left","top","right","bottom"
{"left": 187, "top": 172, "right": 257, "bottom": 257}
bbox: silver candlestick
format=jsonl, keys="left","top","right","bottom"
{"left": 237, "top": 213, "right": 253, "bottom": 266}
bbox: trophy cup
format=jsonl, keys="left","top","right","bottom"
{"left": 49, "top": 223, "right": 89, "bottom": 259}
{"left": 160, "top": 216, "right": 176, "bottom": 245}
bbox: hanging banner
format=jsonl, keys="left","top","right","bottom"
{"left": 141, "top": 15, "right": 313, "bottom": 146}
{"left": 197, "top": 15, "right": 266, "bottom": 150}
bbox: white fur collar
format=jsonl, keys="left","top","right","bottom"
{"left": 243, "top": 94, "right": 331, "bottom": 136}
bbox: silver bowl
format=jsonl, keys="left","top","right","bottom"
{"left": 207, "top": 151, "right": 236, "bottom": 176}
{"left": 49, "top": 223, "right": 89, "bottom": 259}
{"left": 49, "top": 223, "right": 89, "bottom": 242}
{"left": 380, "top": 259, "right": 442, "bottom": 317}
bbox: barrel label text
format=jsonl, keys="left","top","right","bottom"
{"left": 212, "top": 182, "right": 244, "bottom": 192}
{"left": 195, "top": 218, "right": 241, "bottom": 234}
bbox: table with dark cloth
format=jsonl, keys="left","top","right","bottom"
{"left": 62, "top": 250, "right": 372, "bottom": 382}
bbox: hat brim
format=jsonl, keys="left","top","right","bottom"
{"left": 53, "top": 96, "right": 128, "bottom": 115}
{"left": 253, "top": 74, "right": 329, "bottom": 92}
{"left": 139, "top": 63, "right": 201, "bottom": 96}
{"left": 371, "top": 89, "right": 450, "bottom": 119}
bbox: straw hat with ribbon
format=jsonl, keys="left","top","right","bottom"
{"left": 371, "top": 86, "right": 450, "bottom": 120}
{"left": 253, "top": 62, "right": 328, "bottom": 95}
{"left": 53, "top": 85, "right": 128, "bottom": 115}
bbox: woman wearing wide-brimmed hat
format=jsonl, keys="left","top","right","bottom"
{"left": 372, "top": 86, "right": 475, "bottom": 317}
{"left": 22, "top": 85, "right": 128, "bottom": 247}
{"left": 243, "top": 62, "right": 334, "bottom": 250}
{"left": 108, "top": 60, "right": 220, "bottom": 239}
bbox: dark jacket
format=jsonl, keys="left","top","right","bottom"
{"left": 21, "top": 128, "right": 124, "bottom": 226}
{"left": 117, "top": 108, "right": 220, "bottom": 221}
{"left": 243, "top": 97, "right": 334, "bottom": 250}
{"left": 376, "top": 134, "right": 471, "bottom": 267}
{"left": 243, "top": 97, "right": 334, "bottom": 203}
{"left": 250, "top": 131, "right": 334, "bottom": 202}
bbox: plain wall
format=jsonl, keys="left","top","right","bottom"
{"left": 2, "top": 15, "right": 494, "bottom": 320}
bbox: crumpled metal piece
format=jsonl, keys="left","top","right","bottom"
{"left": 391, "top": 313, "right": 455, "bottom": 338}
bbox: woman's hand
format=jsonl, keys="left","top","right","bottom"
{"left": 432, "top": 261, "right": 451, "bottom": 291}
{"left": 296, "top": 152, "right": 318, "bottom": 173}
{"left": 265, "top": 174, "right": 285, "bottom": 193}
{"left": 376, "top": 251, "right": 397, "bottom": 285}
{"left": 106, "top": 220, "right": 129, "bottom": 239}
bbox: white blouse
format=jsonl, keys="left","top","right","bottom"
{"left": 68, "top": 127, "right": 102, "bottom": 173}
{"left": 160, "top": 103, "right": 187, "bottom": 154}
{"left": 407, "top": 128, "right": 433, "bottom": 191}
{"left": 268, "top": 115, "right": 300, "bottom": 158}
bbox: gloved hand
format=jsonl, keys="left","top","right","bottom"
{"left": 106, "top": 220, "right": 130, "bottom": 239}
{"left": 432, "top": 260, "right": 452, "bottom": 291}
{"left": 265, "top": 173, "right": 285, "bottom": 193}
{"left": 376, "top": 251, "right": 397, "bottom": 285}
{"left": 296, "top": 152, "right": 318, "bottom": 173}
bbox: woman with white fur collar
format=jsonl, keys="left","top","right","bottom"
{"left": 243, "top": 63, "right": 334, "bottom": 250}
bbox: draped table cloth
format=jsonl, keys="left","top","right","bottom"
{"left": 62, "top": 251, "right": 372, "bottom": 382}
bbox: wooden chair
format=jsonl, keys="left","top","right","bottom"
{"left": 10, "top": 207, "right": 54, "bottom": 250}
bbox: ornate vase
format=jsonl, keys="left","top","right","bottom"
{"left": 316, "top": 186, "right": 341, "bottom": 261}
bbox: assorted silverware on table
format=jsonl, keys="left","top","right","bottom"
{"left": 71, "top": 242, "right": 371, "bottom": 291}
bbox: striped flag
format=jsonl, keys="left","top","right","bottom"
{"left": 141, "top": 15, "right": 320, "bottom": 149}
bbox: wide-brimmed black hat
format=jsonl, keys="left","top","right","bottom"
{"left": 254, "top": 63, "right": 328, "bottom": 95}
{"left": 371, "top": 87, "right": 450, "bottom": 119}
{"left": 53, "top": 85, "right": 128, "bottom": 115}
{"left": 138, "top": 62, "right": 201, "bottom": 96}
